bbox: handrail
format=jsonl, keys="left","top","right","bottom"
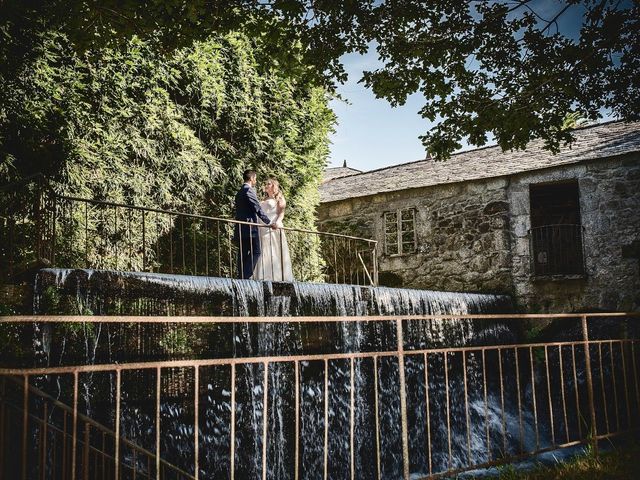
{"left": 57, "top": 194, "right": 377, "bottom": 244}
{"left": 1, "top": 376, "right": 195, "bottom": 479}
{"left": 2, "top": 311, "right": 638, "bottom": 479}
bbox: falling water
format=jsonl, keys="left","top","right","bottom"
{"left": 18, "top": 268, "right": 523, "bottom": 478}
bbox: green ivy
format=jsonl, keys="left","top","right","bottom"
{"left": 1, "top": 30, "right": 335, "bottom": 278}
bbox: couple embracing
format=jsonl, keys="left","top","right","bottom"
{"left": 234, "top": 169, "right": 293, "bottom": 281}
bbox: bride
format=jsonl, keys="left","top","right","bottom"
{"left": 253, "top": 178, "right": 294, "bottom": 282}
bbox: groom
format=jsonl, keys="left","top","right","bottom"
{"left": 234, "top": 170, "right": 275, "bottom": 279}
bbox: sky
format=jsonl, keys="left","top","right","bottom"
{"left": 327, "top": 50, "right": 432, "bottom": 173}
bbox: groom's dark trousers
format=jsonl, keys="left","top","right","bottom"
{"left": 234, "top": 183, "right": 272, "bottom": 279}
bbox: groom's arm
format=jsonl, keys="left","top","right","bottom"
{"left": 247, "top": 188, "right": 272, "bottom": 225}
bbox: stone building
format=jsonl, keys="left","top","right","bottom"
{"left": 318, "top": 121, "right": 640, "bottom": 313}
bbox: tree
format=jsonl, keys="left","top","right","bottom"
{"left": 2, "top": 1, "right": 638, "bottom": 158}
{"left": 363, "top": 0, "right": 640, "bottom": 158}
{"left": 0, "top": 30, "right": 334, "bottom": 277}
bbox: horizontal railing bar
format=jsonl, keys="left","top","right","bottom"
{"left": 0, "top": 376, "right": 195, "bottom": 477}
{"left": 56, "top": 194, "right": 377, "bottom": 244}
{"left": 1, "top": 312, "right": 638, "bottom": 325}
{"left": 2, "top": 338, "right": 637, "bottom": 376}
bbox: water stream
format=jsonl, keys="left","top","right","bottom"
{"left": 7, "top": 268, "right": 629, "bottom": 479}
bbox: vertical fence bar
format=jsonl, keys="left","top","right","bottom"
{"left": 194, "top": 366, "right": 199, "bottom": 480}
{"left": 193, "top": 219, "right": 197, "bottom": 275}
{"left": 396, "top": 319, "right": 410, "bottom": 479}
{"left": 348, "top": 240, "right": 353, "bottom": 284}
{"left": 444, "top": 350, "right": 454, "bottom": 468}
{"left": 373, "top": 356, "right": 382, "bottom": 480}
{"left": 114, "top": 207, "right": 119, "bottom": 271}
{"left": 83, "top": 423, "right": 90, "bottom": 480}
{"left": 127, "top": 209, "right": 132, "bottom": 270}
{"left": 581, "top": 315, "right": 598, "bottom": 454}
{"left": 463, "top": 351, "right": 471, "bottom": 465}
{"left": 620, "top": 342, "right": 631, "bottom": 428}
{"left": 529, "top": 347, "right": 539, "bottom": 451}
{"left": 280, "top": 229, "right": 285, "bottom": 282}
{"left": 598, "top": 343, "right": 610, "bottom": 434}
{"left": 156, "top": 368, "right": 161, "bottom": 480}
{"left": 349, "top": 358, "right": 355, "bottom": 480}
{"left": 333, "top": 237, "right": 338, "bottom": 284}
{"left": 217, "top": 221, "right": 221, "bottom": 277}
{"left": 558, "top": 346, "right": 570, "bottom": 443}
{"left": 142, "top": 211, "right": 146, "bottom": 271}
{"left": 102, "top": 431, "right": 106, "bottom": 480}
{"left": 632, "top": 342, "right": 640, "bottom": 423}
{"left": 84, "top": 202, "right": 89, "bottom": 267}
{"left": 544, "top": 346, "right": 555, "bottom": 446}
{"left": 482, "top": 349, "right": 491, "bottom": 461}
{"left": 204, "top": 219, "right": 209, "bottom": 276}
{"left": 115, "top": 369, "right": 121, "bottom": 480}
{"left": 571, "top": 344, "right": 582, "bottom": 438}
{"left": 181, "top": 216, "right": 186, "bottom": 274}
{"left": 227, "top": 225, "right": 233, "bottom": 278}
{"left": 51, "top": 196, "right": 57, "bottom": 265}
{"left": 514, "top": 347, "right": 524, "bottom": 453}
{"left": 0, "top": 377, "right": 4, "bottom": 478}
{"left": 498, "top": 348, "right": 506, "bottom": 455}
{"left": 262, "top": 362, "right": 269, "bottom": 480}
{"left": 294, "top": 361, "right": 300, "bottom": 480}
{"left": 72, "top": 371, "right": 79, "bottom": 480}
{"left": 323, "top": 359, "right": 329, "bottom": 480}
{"left": 169, "top": 215, "right": 174, "bottom": 273}
{"left": 62, "top": 409, "right": 68, "bottom": 479}
{"left": 21, "top": 375, "right": 29, "bottom": 480}
{"left": 609, "top": 341, "right": 620, "bottom": 432}
{"left": 155, "top": 211, "right": 160, "bottom": 273}
{"left": 41, "top": 402, "right": 48, "bottom": 480}
{"left": 230, "top": 364, "right": 236, "bottom": 480}
{"left": 238, "top": 225, "right": 244, "bottom": 279}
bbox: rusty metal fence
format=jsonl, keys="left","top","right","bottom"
{"left": 0, "top": 189, "right": 378, "bottom": 286}
{"left": 1, "top": 312, "right": 639, "bottom": 479}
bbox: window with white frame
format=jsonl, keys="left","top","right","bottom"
{"left": 384, "top": 208, "right": 417, "bottom": 255}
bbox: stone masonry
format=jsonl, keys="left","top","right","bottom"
{"left": 318, "top": 122, "right": 640, "bottom": 313}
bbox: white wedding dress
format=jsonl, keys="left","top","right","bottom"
{"left": 253, "top": 198, "right": 294, "bottom": 282}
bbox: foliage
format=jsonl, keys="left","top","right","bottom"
{"left": 0, "top": 30, "right": 334, "bottom": 277}
{"left": 1, "top": 1, "right": 638, "bottom": 159}
{"left": 496, "top": 442, "right": 640, "bottom": 479}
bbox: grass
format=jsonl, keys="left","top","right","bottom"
{"left": 495, "top": 443, "right": 640, "bottom": 479}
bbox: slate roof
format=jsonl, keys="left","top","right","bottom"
{"left": 320, "top": 121, "right": 640, "bottom": 204}
{"left": 323, "top": 166, "right": 362, "bottom": 183}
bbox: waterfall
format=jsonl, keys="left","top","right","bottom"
{"left": 22, "top": 268, "right": 521, "bottom": 479}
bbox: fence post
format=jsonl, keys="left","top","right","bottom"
{"left": 373, "top": 242, "right": 379, "bottom": 286}
{"left": 395, "top": 318, "right": 410, "bottom": 479}
{"left": 581, "top": 314, "right": 598, "bottom": 455}
{"left": 51, "top": 195, "right": 57, "bottom": 266}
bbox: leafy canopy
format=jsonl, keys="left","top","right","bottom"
{"left": 2, "top": 0, "right": 638, "bottom": 158}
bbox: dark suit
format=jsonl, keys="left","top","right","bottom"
{"left": 234, "top": 183, "right": 272, "bottom": 279}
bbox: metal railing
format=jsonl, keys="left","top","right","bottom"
{"left": 1, "top": 312, "right": 639, "bottom": 479}
{"left": 1, "top": 188, "right": 378, "bottom": 285}
{"left": 529, "top": 224, "right": 586, "bottom": 276}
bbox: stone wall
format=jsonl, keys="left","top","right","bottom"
{"left": 318, "top": 177, "right": 514, "bottom": 295}
{"left": 508, "top": 153, "right": 640, "bottom": 312}
{"left": 318, "top": 153, "right": 640, "bottom": 313}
